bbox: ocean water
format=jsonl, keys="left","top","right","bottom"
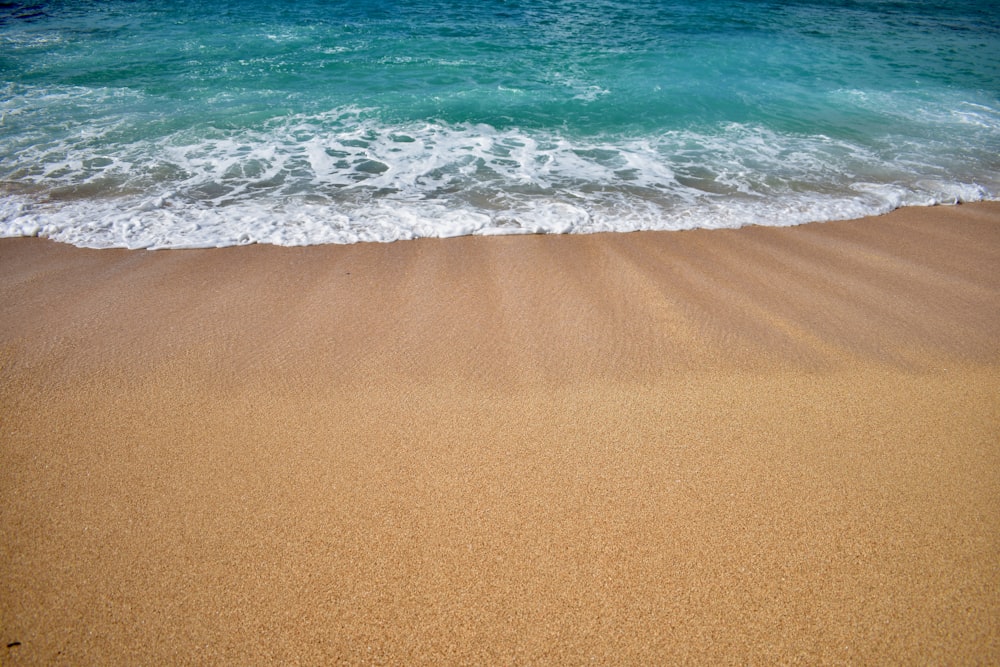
{"left": 1, "top": 0, "right": 998, "bottom": 248}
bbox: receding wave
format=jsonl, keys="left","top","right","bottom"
{"left": 1, "top": 102, "right": 998, "bottom": 248}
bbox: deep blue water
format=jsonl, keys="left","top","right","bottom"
{"left": 1, "top": 0, "right": 998, "bottom": 247}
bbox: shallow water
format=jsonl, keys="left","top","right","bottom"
{"left": 1, "top": 0, "right": 998, "bottom": 247}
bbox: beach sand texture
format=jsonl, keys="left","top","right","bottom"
{"left": 2, "top": 202, "right": 999, "bottom": 664}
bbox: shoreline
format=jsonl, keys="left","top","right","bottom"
{"left": 2, "top": 201, "right": 999, "bottom": 663}
{"left": 4, "top": 195, "right": 999, "bottom": 250}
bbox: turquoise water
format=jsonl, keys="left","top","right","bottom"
{"left": 1, "top": 0, "right": 998, "bottom": 247}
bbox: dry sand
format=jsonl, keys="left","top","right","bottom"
{"left": 2, "top": 202, "right": 999, "bottom": 664}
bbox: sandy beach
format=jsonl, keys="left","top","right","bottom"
{"left": 2, "top": 201, "right": 999, "bottom": 664}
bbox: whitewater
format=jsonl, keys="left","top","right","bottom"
{"left": 1, "top": 0, "right": 998, "bottom": 248}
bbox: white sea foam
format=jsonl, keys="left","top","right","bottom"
{"left": 1, "top": 106, "right": 997, "bottom": 248}
{"left": 1, "top": 183, "right": 993, "bottom": 250}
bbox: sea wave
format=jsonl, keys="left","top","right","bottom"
{"left": 1, "top": 102, "right": 998, "bottom": 248}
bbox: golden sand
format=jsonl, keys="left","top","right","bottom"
{"left": 2, "top": 202, "right": 999, "bottom": 664}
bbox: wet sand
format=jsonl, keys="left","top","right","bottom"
{"left": 2, "top": 202, "right": 999, "bottom": 664}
